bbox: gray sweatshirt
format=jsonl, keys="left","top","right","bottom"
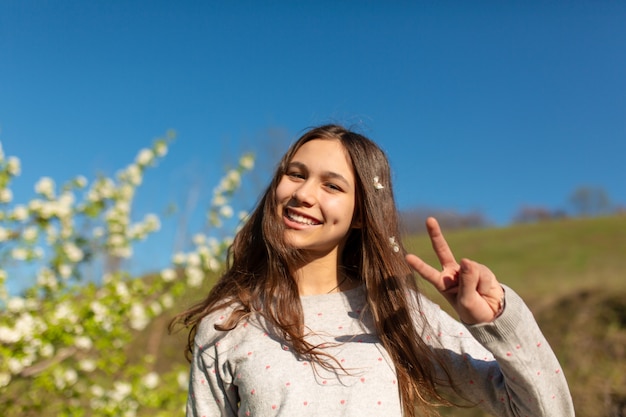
{"left": 187, "top": 285, "right": 574, "bottom": 416}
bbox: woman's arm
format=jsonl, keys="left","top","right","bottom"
{"left": 186, "top": 318, "right": 239, "bottom": 417}
{"left": 417, "top": 286, "right": 574, "bottom": 416}
{"left": 407, "top": 217, "right": 574, "bottom": 416}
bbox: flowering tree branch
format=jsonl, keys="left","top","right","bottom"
{"left": 0, "top": 133, "right": 255, "bottom": 416}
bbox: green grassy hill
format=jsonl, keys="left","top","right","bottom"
{"left": 157, "top": 214, "right": 626, "bottom": 416}
{"left": 403, "top": 214, "right": 626, "bottom": 416}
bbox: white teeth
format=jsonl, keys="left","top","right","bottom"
{"left": 287, "top": 210, "right": 320, "bottom": 225}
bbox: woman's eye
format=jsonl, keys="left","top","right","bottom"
{"left": 325, "top": 183, "right": 342, "bottom": 192}
{"left": 287, "top": 172, "right": 304, "bottom": 179}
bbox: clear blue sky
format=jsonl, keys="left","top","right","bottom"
{"left": 1, "top": 1, "right": 625, "bottom": 277}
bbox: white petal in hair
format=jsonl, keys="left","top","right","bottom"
{"left": 373, "top": 176, "right": 384, "bottom": 190}
{"left": 389, "top": 236, "right": 400, "bottom": 253}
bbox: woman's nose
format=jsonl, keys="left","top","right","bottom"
{"left": 292, "top": 182, "right": 316, "bottom": 206}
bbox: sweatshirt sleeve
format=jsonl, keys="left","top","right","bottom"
{"left": 418, "top": 285, "right": 575, "bottom": 416}
{"left": 186, "top": 317, "right": 239, "bottom": 417}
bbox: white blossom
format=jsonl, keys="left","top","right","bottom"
{"left": 177, "top": 371, "right": 189, "bottom": 390}
{"left": 129, "top": 303, "right": 149, "bottom": 330}
{"left": 22, "top": 226, "right": 38, "bottom": 242}
{"left": 142, "top": 372, "right": 159, "bottom": 389}
{"left": 53, "top": 302, "right": 77, "bottom": 324}
{"left": 154, "top": 141, "right": 167, "bottom": 157}
{"left": 90, "top": 301, "right": 109, "bottom": 324}
{"left": 160, "top": 268, "right": 176, "bottom": 282}
{"left": 0, "top": 326, "right": 20, "bottom": 344}
{"left": 161, "top": 293, "right": 174, "bottom": 309}
{"left": 112, "top": 245, "right": 132, "bottom": 258}
{"left": 115, "top": 281, "right": 130, "bottom": 302}
{"left": 212, "top": 194, "right": 227, "bottom": 206}
{"left": 7, "top": 358, "right": 24, "bottom": 374}
{"left": 143, "top": 213, "right": 160, "bottom": 231}
{"left": 44, "top": 224, "right": 58, "bottom": 245}
{"left": 75, "top": 175, "right": 87, "bottom": 188}
{"left": 206, "top": 257, "right": 221, "bottom": 271}
{"left": 27, "top": 199, "right": 42, "bottom": 213}
{"left": 63, "top": 242, "right": 84, "bottom": 263}
{"left": 108, "top": 234, "right": 125, "bottom": 247}
{"left": 0, "top": 372, "right": 11, "bottom": 388}
{"left": 239, "top": 153, "right": 255, "bottom": 170}
{"left": 123, "top": 409, "right": 137, "bottom": 417}
{"left": 37, "top": 267, "right": 58, "bottom": 289}
{"left": 187, "top": 253, "right": 201, "bottom": 267}
{"left": 58, "top": 264, "right": 72, "bottom": 279}
{"left": 136, "top": 148, "right": 154, "bottom": 166}
{"left": 11, "top": 204, "right": 28, "bottom": 221}
{"left": 35, "top": 176, "right": 56, "bottom": 198}
{"left": 122, "top": 164, "right": 142, "bottom": 186}
{"left": 11, "top": 247, "right": 28, "bottom": 260}
{"left": 111, "top": 381, "right": 132, "bottom": 403}
{"left": 64, "top": 369, "right": 78, "bottom": 385}
{"left": 186, "top": 266, "right": 204, "bottom": 287}
{"left": 0, "top": 188, "right": 12, "bottom": 203}
{"left": 192, "top": 233, "right": 206, "bottom": 246}
{"left": 149, "top": 301, "right": 162, "bottom": 316}
{"left": 226, "top": 170, "right": 241, "bottom": 188}
{"left": 172, "top": 252, "right": 186, "bottom": 265}
{"left": 79, "top": 359, "right": 97, "bottom": 372}
{"left": 91, "top": 384, "right": 105, "bottom": 397}
{"left": 118, "top": 183, "right": 134, "bottom": 200}
{"left": 115, "top": 200, "right": 131, "bottom": 215}
{"left": 75, "top": 336, "right": 93, "bottom": 350}
{"left": 7, "top": 156, "right": 21, "bottom": 176}
{"left": 0, "top": 227, "right": 9, "bottom": 241}
{"left": 219, "top": 205, "right": 234, "bottom": 219}
{"left": 56, "top": 192, "right": 75, "bottom": 217}
{"left": 40, "top": 343, "right": 54, "bottom": 358}
{"left": 7, "top": 297, "right": 26, "bottom": 313}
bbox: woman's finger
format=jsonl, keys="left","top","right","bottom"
{"left": 426, "top": 217, "right": 458, "bottom": 268}
{"left": 406, "top": 254, "right": 445, "bottom": 290}
{"left": 406, "top": 253, "right": 460, "bottom": 306}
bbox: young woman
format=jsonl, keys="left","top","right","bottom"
{"left": 173, "top": 125, "right": 574, "bottom": 416}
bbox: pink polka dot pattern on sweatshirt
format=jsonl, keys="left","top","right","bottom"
{"left": 189, "top": 287, "right": 571, "bottom": 416}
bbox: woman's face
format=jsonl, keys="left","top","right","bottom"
{"left": 275, "top": 139, "right": 357, "bottom": 257}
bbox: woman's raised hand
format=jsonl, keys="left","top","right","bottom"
{"left": 405, "top": 217, "right": 505, "bottom": 324}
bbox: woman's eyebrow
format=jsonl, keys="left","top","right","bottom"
{"left": 322, "top": 170, "right": 350, "bottom": 187}
{"left": 287, "top": 161, "right": 306, "bottom": 170}
{"left": 287, "top": 161, "right": 350, "bottom": 186}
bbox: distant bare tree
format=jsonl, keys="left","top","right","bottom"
{"left": 512, "top": 205, "right": 568, "bottom": 224}
{"left": 399, "top": 207, "right": 489, "bottom": 235}
{"left": 569, "top": 186, "right": 612, "bottom": 217}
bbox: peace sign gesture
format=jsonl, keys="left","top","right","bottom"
{"left": 406, "top": 217, "right": 505, "bottom": 324}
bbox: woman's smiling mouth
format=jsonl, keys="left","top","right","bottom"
{"left": 284, "top": 208, "right": 322, "bottom": 226}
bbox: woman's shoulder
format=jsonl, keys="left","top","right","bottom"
{"left": 194, "top": 302, "right": 246, "bottom": 351}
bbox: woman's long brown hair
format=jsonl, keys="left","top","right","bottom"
{"left": 170, "top": 125, "right": 458, "bottom": 416}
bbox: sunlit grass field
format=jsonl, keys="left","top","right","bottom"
{"left": 158, "top": 214, "right": 626, "bottom": 416}
{"left": 403, "top": 214, "right": 626, "bottom": 416}
{"left": 404, "top": 215, "right": 626, "bottom": 303}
